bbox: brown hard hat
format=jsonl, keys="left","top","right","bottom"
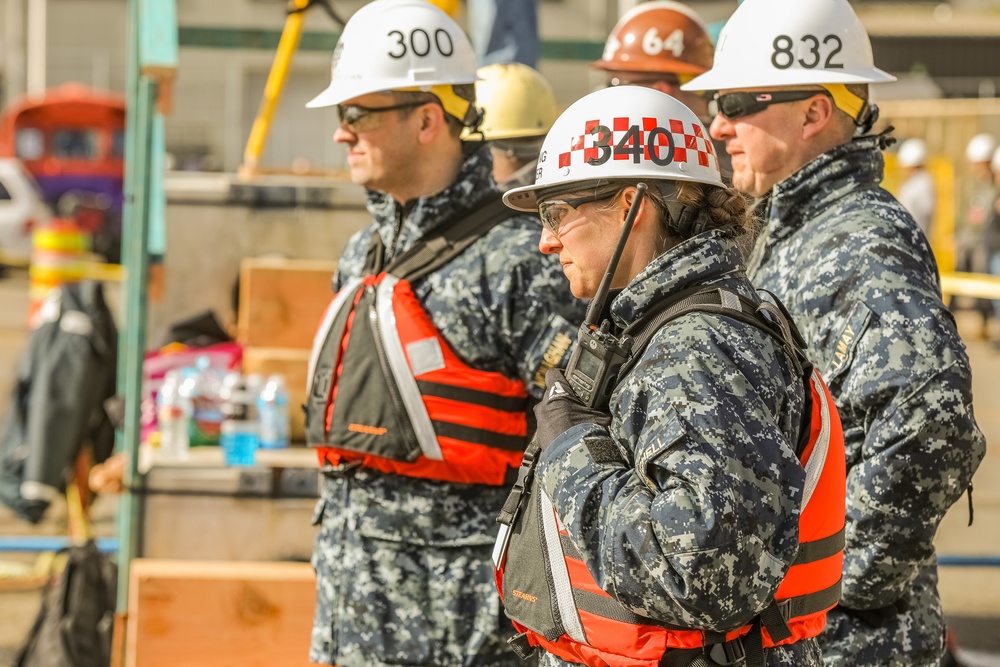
{"left": 592, "top": 1, "right": 714, "bottom": 75}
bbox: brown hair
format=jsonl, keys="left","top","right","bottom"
{"left": 595, "top": 179, "right": 757, "bottom": 258}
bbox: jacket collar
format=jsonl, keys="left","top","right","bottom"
{"left": 763, "top": 134, "right": 886, "bottom": 245}
{"left": 366, "top": 141, "right": 497, "bottom": 260}
{"left": 611, "top": 230, "right": 746, "bottom": 328}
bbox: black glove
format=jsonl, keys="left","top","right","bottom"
{"left": 533, "top": 369, "right": 612, "bottom": 451}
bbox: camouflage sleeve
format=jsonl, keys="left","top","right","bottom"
{"left": 483, "top": 216, "right": 585, "bottom": 400}
{"left": 830, "top": 299, "right": 986, "bottom": 609}
{"left": 535, "top": 321, "right": 804, "bottom": 630}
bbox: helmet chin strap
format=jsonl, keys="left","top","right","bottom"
{"left": 821, "top": 84, "right": 878, "bottom": 134}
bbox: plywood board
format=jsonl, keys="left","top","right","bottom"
{"left": 126, "top": 559, "right": 319, "bottom": 667}
{"left": 238, "top": 258, "right": 335, "bottom": 349}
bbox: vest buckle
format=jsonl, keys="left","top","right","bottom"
{"left": 708, "top": 638, "right": 745, "bottom": 666}
{"left": 507, "top": 632, "right": 536, "bottom": 661}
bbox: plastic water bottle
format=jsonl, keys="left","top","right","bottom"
{"left": 220, "top": 372, "right": 260, "bottom": 466}
{"left": 183, "top": 355, "right": 224, "bottom": 447}
{"left": 258, "top": 374, "right": 291, "bottom": 449}
{"left": 157, "top": 370, "right": 191, "bottom": 460}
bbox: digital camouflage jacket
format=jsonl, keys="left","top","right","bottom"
{"left": 748, "top": 135, "right": 986, "bottom": 667}
{"left": 310, "top": 141, "right": 584, "bottom": 667}
{"left": 536, "top": 231, "right": 822, "bottom": 667}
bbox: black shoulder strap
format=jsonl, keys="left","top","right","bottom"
{"left": 372, "top": 195, "right": 512, "bottom": 283}
{"left": 621, "top": 287, "right": 790, "bottom": 377}
{"left": 621, "top": 286, "right": 816, "bottom": 456}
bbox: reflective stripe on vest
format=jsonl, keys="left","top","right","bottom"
{"left": 307, "top": 272, "right": 530, "bottom": 486}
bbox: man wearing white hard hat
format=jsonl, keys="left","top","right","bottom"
{"left": 896, "top": 138, "right": 935, "bottom": 237}
{"left": 303, "top": 2, "right": 583, "bottom": 665}
{"left": 985, "top": 145, "right": 1000, "bottom": 342}
{"left": 683, "top": 0, "right": 986, "bottom": 665}
{"left": 951, "top": 133, "right": 998, "bottom": 336}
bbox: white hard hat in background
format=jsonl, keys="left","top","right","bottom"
{"left": 966, "top": 133, "right": 998, "bottom": 164}
{"left": 504, "top": 86, "right": 723, "bottom": 211}
{"left": 682, "top": 0, "right": 896, "bottom": 92}
{"left": 897, "top": 138, "right": 927, "bottom": 168}
{"left": 306, "top": 0, "right": 478, "bottom": 110}
{"left": 474, "top": 63, "right": 558, "bottom": 141}
{"left": 992, "top": 147, "right": 1000, "bottom": 173}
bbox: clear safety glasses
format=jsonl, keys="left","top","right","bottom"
{"left": 711, "top": 89, "right": 832, "bottom": 120}
{"left": 335, "top": 101, "right": 427, "bottom": 133}
{"left": 537, "top": 189, "right": 620, "bottom": 238}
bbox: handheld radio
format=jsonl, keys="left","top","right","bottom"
{"left": 564, "top": 183, "right": 647, "bottom": 408}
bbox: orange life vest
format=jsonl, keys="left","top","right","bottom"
{"left": 306, "top": 197, "right": 531, "bottom": 486}
{"left": 493, "top": 288, "right": 847, "bottom": 666}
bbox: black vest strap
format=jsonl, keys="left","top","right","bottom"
{"left": 368, "top": 195, "right": 512, "bottom": 282}
{"left": 793, "top": 529, "right": 845, "bottom": 565}
{"left": 783, "top": 578, "right": 842, "bottom": 620}
{"left": 621, "top": 286, "right": 817, "bottom": 457}
{"left": 621, "top": 288, "right": 793, "bottom": 377}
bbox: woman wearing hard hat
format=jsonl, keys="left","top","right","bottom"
{"left": 492, "top": 85, "right": 846, "bottom": 667}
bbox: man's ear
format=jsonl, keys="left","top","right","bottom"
{"left": 802, "top": 94, "right": 835, "bottom": 141}
{"left": 417, "top": 103, "right": 446, "bottom": 143}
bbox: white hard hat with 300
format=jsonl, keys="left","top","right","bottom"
{"left": 504, "top": 86, "right": 722, "bottom": 211}
{"left": 306, "top": 0, "right": 478, "bottom": 110}
{"left": 682, "top": 0, "right": 895, "bottom": 92}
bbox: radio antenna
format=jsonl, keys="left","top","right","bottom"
{"left": 583, "top": 182, "right": 648, "bottom": 326}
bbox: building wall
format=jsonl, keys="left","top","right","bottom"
{"left": 1, "top": 0, "right": 733, "bottom": 173}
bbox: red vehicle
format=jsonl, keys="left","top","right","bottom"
{"left": 0, "top": 83, "right": 125, "bottom": 261}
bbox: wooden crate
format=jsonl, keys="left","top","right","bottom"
{"left": 242, "top": 346, "right": 310, "bottom": 442}
{"left": 238, "top": 258, "right": 336, "bottom": 350}
{"left": 125, "top": 559, "right": 319, "bottom": 667}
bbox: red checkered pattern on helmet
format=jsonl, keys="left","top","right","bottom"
{"left": 557, "top": 118, "right": 716, "bottom": 170}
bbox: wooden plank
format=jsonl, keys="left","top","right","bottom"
{"left": 238, "top": 257, "right": 335, "bottom": 349}
{"left": 242, "top": 347, "right": 310, "bottom": 442}
{"left": 126, "top": 559, "right": 319, "bottom": 667}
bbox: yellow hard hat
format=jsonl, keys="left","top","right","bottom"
{"left": 474, "top": 63, "right": 559, "bottom": 141}
{"left": 426, "top": 0, "right": 459, "bottom": 18}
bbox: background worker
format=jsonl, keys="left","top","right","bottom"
{"left": 896, "top": 138, "right": 936, "bottom": 238}
{"left": 303, "top": 2, "right": 583, "bottom": 665}
{"left": 985, "top": 145, "right": 1000, "bottom": 346}
{"left": 495, "top": 86, "right": 844, "bottom": 667}
{"left": 953, "top": 133, "right": 997, "bottom": 338}
{"left": 591, "top": 1, "right": 731, "bottom": 178}
{"left": 684, "top": 0, "right": 987, "bottom": 664}
{"left": 473, "top": 62, "right": 558, "bottom": 191}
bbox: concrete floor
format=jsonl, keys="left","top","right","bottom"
{"left": 0, "top": 270, "right": 998, "bottom": 664}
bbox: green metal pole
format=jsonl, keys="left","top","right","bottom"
{"left": 114, "top": 0, "right": 154, "bottom": 618}
{"left": 115, "top": 75, "right": 154, "bottom": 607}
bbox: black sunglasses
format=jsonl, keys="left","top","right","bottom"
{"left": 712, "top": 90, "right": 832, "bottom": 120}
{"left": 537, "top": 189, "right": 621, "bottom": 237}
{"left": 335, "top": 101, "right": 427, "bottom": 132}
